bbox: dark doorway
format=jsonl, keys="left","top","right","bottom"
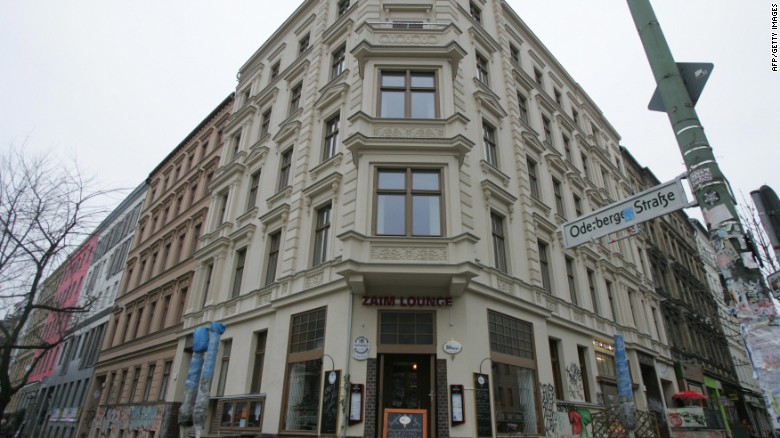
{"left": 379, "top": 354, "right": 435, "bottom": 437}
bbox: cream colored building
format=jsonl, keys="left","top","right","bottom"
{"left": 177, "top": 1, "right": 674, "bottom": 437}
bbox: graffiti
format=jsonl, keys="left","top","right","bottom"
{"left": 566, "top": 363, "right": 585, "bottom": 401}
{"left": 540, "top": 383, "right": 557, "bottom": 436}
{"left": 569, "top": 408, "right": 592, "bottom": 438}
{"left": 99, "top": 404, "right": 165, "bottom": 434}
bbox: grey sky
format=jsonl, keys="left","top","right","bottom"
{"left": 1, "top": 1, "right": 777, "bottom": 219}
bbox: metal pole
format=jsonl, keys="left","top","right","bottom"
{"left": 626, "top": 0, "right": 780, "bottom": 430}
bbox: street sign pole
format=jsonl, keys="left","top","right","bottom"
{"left": 627, "top": 0, "right": 780, "bottom": 431}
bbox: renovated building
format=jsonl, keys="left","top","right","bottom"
{"left": 79, "top": 95, "right": 233, "bottom": 438}
{"left": 173, "top": 1, "right": 677, "bottom": 437}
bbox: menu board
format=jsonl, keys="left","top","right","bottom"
{"left": 383, "top": 409, "right": 427, "bottom": 438}
{"left": 474, "top": 373, "right": 492, "bottom": 437}
{"left": 450, "top": 385, "right": 464, "bottom": 424}
{"left": 320, "top": 369, "right": 341, "bottom": 434}
{"left": 349, "top": 384, "right": 364, "bottom": 424}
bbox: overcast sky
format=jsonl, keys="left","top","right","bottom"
{"left": 1, "top": 1, "right": 777, "bottom": 221}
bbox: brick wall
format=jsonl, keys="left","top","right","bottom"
{"left": 364, "top": 358, "right": 377, "bottom": 438}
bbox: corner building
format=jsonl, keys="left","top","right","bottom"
{"left": 180, "top": 1, "right": 676, "bottom": 437}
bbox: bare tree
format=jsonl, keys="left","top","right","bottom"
{"left": 0, "top": 146, "right": 116, "bottom": 417}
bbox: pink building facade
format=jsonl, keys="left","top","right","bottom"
{"left": 27, "top": 235, "right": 98, "bottom": 383}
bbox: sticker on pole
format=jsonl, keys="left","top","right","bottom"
{"left": 562, "top": 178, "right": 688, "bottom": 248}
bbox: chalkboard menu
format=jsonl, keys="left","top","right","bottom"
{"left": 320, "top": 369, "right": 341, "bottom": 434}
{"left": 473, "top": 373, "right": 492, "bottom": 437}
{"left": 383, "top": 409, "right": 427, "bottom": 438}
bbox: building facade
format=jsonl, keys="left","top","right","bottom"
{"left": 29, "top": 183, "right": 148, "bottom": 438}
{"left": 174, "top": 1, "right": 679, "bottom": 437}
{"left": 79, "top": 95, "right": 233, "bottom": 438}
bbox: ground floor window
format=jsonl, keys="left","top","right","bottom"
{"left": 282, "top": 307, "right": 327, "bottom": 432}
{"left": 492, "top": 363, "right": 539, "bottom": 435}
{"left": 283, "top": 359, "right": 323, "bottom": 431}
{"left": 218, "top": 398, "right": 265, "bottom": 430}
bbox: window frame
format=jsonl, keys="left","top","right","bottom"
{"left": 331, "top": 44, "right": 346, "bottom": 78}
{"left": 265, "top": 230, "right": 282, "bottom": 286}
{"left": 323, "top": 113, "right": 340, "bottom": 161}
{"left": 277, "top": 148, "right": 293, "bottom": 192}
{"left": 491, "top": 211, "right": 508, "bottom": 273}
{"left": 231, "top": 248, "right": 247, "bottom": 298}
{"left": 483, "top": 121, "right": 498, "bottom": 167}
{"left": 289, "top": 82, "right": 302, "bottom": 115}
{"left": 378, "top": 70, "right": 438, "bottom": 119}
{"left": 476, "top": 53, "right": 489, "bottom": 86}
{"left": 313, "top": 203, "right": 332, "bottom": 267}
{"left": 527, "top": 158, "right": 540, "bottom": 200}
{"left": 247, "top": 171, "right": 261, "bottom": 211}
{"left": 538, "top": 240, "right": 551, "bottom": 293}
{"left": 217, "top": 340, "right": 232, "bottom": 397}
{"left": 282, "top": 308, "right": 327, "bottom": 432}
{"left": 373, "top": 167, "right": 444, "bottom": 237}
{"left": 565, "top": 256, "right": 578, "bottom": 305}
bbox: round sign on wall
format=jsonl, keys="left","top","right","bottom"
{"left": 443, "top": 339, "right": 462, "bottom": 355}
{"left": 352, "top": 336, "right": 370, "bottom": 360}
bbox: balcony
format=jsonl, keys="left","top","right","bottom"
{"left": 335, "top": 231, "right": 481, "bottom": 296}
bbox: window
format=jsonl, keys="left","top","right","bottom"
{"left": 116, "top": 369, "right": 128, "bottom": 403}
{"left": 565, "top": 256, "right": 578, "bottom": 305}
{"left": 469, "top": 1, "right": 481, "bottom": 23}
{"left": 270, "top": 61, "right": 280, "bottom": 80}
{"left": 573, "top": 194, "right": 583, "bottom": 217}
{"left": 379, "top": 71, "right": 436, "bottom": 119}
{"left": 563, "top": 135, "right": 572, "bottom": 161}
{"left": 217, "top": 340, "right": 232, "bottom": 396}
{"left": 542, "top": 115, "right": 552, "bottom": 142}
{"left": 606, "top": 280, "right": 617, "bottom": 321}
{"left": 231, "top": 131, "right": 242, "bottom": 158}
{"left": 509, "top": 44, "right": 519, "bottom": 64}
{"left": 232, "top": 248, "right": 247, "bottom": 298}
{"left": 553, "top": 178, "right": 565, "bottom": 217}
{"left": 176, "top": 287, "right": 188, "bottom": 321}
{"left": 549, "top": 339, "right": 564, "bottom": 400}
{"left": 487, "top": 310, "right": 539, "bottom": 435}
{"left": 242, "top": 88, "right": 251, "bottom": 105}
{"left": 220, "top": 399, "right": 265, "bottom": 430}
{"left": 289, "top": 83, "right": 302, "bottom": 115}
{"left": 337, "top": 0, "right": 350, "bottom": 16}
{"left": 491, "top": 212, "right": 507, "bottom": 273}
{"left": 538, "top": 241, "right": 551, "bottom": 293}
{"left": 250, "top": 331, "right": 268, "bottom": 393}
{"left": 581, "top": 153, "right": 589, "bottom": 179}
{"left": 578, "top": 346, "right": 592, "bottom": 402}
{"left": 190, "top": 184, "right": 199, "bottom": 207}
{"left": 260, "top": 108, "right": 272, "bottom": 137}
{"left": 277, "top": 149, "right": 292, "bottom": 192}
{"left": 517, "top": 92, "right": 529, "bottom": 123}
{"left": 202, "top": 263, "right": 213, "bottom": 307}
{"left": 601, "top": 168, "right": 611, "bottom": 192}
{"left": 134, "top": 306, "right": 145, "bottom": 339}
{"left": 160, "top": 294, "right": 171, "bottom": 328}
{"left": 483, "top": 121, "right": 498, "bottom": 167}
{"left": 587, "top": 269, "right": 599, "bottom": 314}
{"left": 298, "top": 33, "right": 310, "bottom": 56}
{"left": 143, "top": 364, "right": 156, "bottom": 401}
{"left": 265, "top": 231, "right": 281, "bottom": 285}
{"left": 283, "top": 308, "right": 326, "bottom": 432}
{"left": 191, "top": 223, "right": 202, "bottom": 256}
{"left": 527, "top": 158, "right": 539, "bottom": 199}
{"left": 218, "top": 192, "right": 229, "bottom": 224}
{"left": 331, "top": 45, "right": 346, "bottom": 78}
{"left": 247, "top": 171, "right": 261, "bottom": 211}
{"left": 313, "top": 204, "right": 332, "bottom": 266}
{"left": 128, "top": 367, "right": 140, "bottom": 402}
{"left": 476, "top": 53, "right": 489, "bottom": 85}
{"left": 533, "top": 67, "right": 543, "bottom": 86}
{"left": 572, "top": 109, "right": 579, "bottom": 125}
{"left": 323, "top": 113, "right": 340, "bottom": 161}
{"left": 554, "top": 88, "right": 562, "bottom": 105}
{"left": 158, "top": 361, "right": 172, "bottom": 401}
{"left": 379, "top": 311, "right": 434, "bottom": 345}
{"left": 375, "top": 168, "right": 442, "bottom": 237}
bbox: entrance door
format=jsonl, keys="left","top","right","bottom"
{"left": 379, "top": 354, "right": 435, "bottom": 437}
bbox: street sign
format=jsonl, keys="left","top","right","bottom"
{"left": 562, "top": 178, "right": 688, "bottom": 248}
